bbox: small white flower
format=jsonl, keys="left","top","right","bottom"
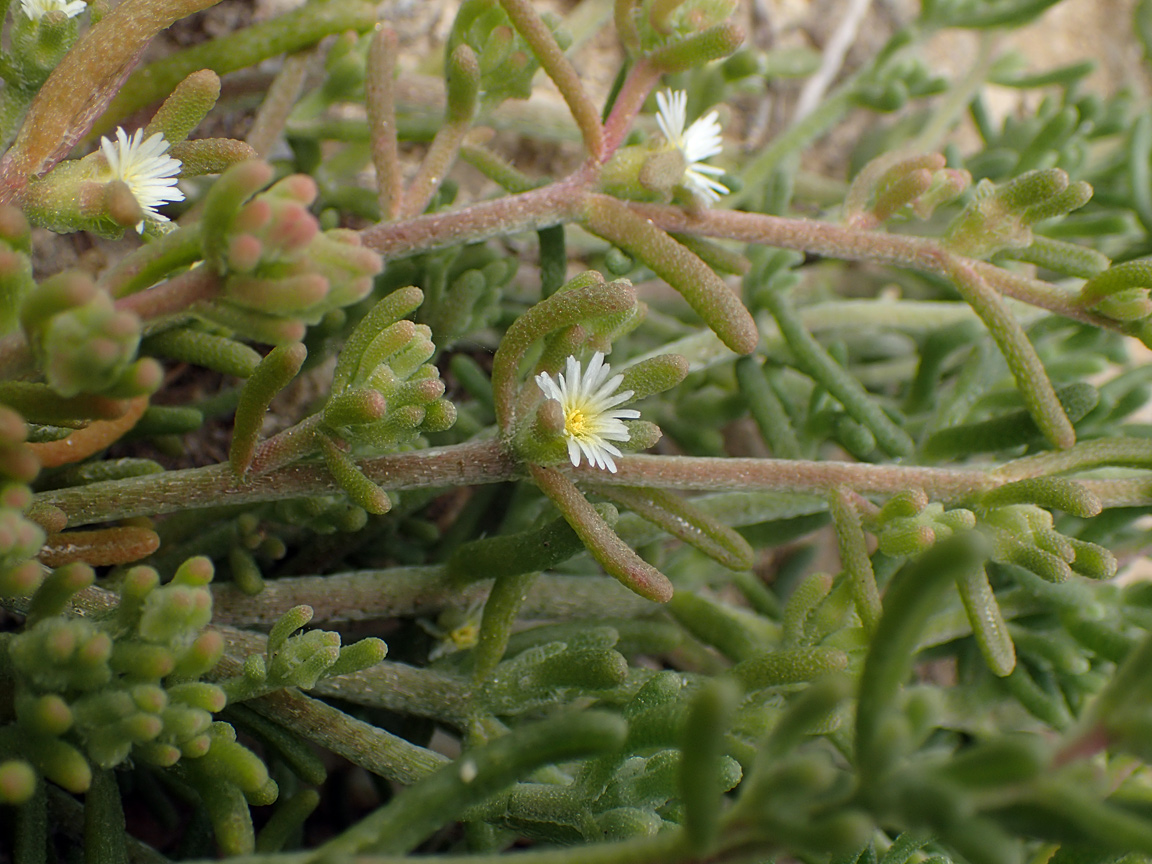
{"left": 20, "top": 0, "right": 86, "bottom": 19}
{"left": 99, "top": 127, "right": 184, "bottom": 231}
{"left": 535, "top": 352, "right": 641, "bottom": 473}
{"left": 655, "top": 89, "right": 729, "bottom": 203}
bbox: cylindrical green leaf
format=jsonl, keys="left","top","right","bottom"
{"left": 681, "top": 678, "right": 741, "bottom": 854}
{"left": 956, "top": 565, "right": 1015, "bottom": 677}
{"left": 531, "top": 465, "right": 672, "bottom": 603}
{"left": 84, "top": 768, "right": 127, "bottom": 864}
{"left": 446, "top": 507, "right": 615, "bottom": 585}
{"left": 667, "top": 589, "right": 777, "bottom": 662}
{"left": 583, "top": 195, "right": 758, "bottom": 357}
{"left": 230, "top": 342, "right": 307, "bottom": 476}
{"left": 830, "top": 490, "right": 882, "bottom": 634}
{"left": 142, "top": 326, "right": 261, "bottom": 378}
{"left": 319, "top": 711, "right": 628, "bottom": 856}
{"left": 473, "top": 571, "right": 538, "bottom": 682}
{"left": 595, "top": 485, "right": 753, "bottom": 571}
{"left": 731, "top": 646, "right": 849, "bottom": 690}
{"left": 856, "top": 535, "right": 985, "bottom": 784}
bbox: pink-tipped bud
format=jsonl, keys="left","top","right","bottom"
{"left": 175, "top": 555, "right": 214, "bottom": 586}
{"left": 0, "top": 560, "right": 44, "bottom": 596}
{"left": 234, "top": 198, "right": 272, "bottom": 233}
{"left": 227, "top": 234, "right": 263, "bottom": 272}
{"left": 0, "top": 445, "right": 39, "bottom": 483}
{"left": 270, "top": 174, "right": 318, "bottom": 206}
{"left": 226, "top": 273, "right": 329, "bottom": 313}
{"left": 267, "top": 202, "right": 319, "bottom": 253}
{"left": 0, "top": 485, "right": 31, "bottom": 510}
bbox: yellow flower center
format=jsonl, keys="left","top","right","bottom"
{"left": 448, "top": 623, "right": 479, "bottom": 650}
{"left": 566, "top": 407, "right": 591, "bottom": 438}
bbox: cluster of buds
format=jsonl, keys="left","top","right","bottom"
{"left": 871, "top": 490, "right": 976, "bottom": 558}
{"left": 982, "top": 502, "right": 1115, "bottom": 583}
{"left": 0, "top": 478, "right": 43, "bottom": 598}
{"left": 21, "top": 272, "right": 160, "bottom": 399}
{"left": 944, "top": 167, "right": 1092, "bottom": 259}
{"left": 221, "top": 604, "right": 386, "bottom": 702}
{"left": 325, "top": 285, "right": 457, "bottom": 454}
{"left": 232, "top": 287, "right": 456, "bottom": 518}
{"left": 844, "top": 153, "right": 970, "bottom": 230}
{"left": 3, "top": 558, "right": 240, "bottom": 794}
{"left": 200, "top": 161, "right": 383, "bottom": 344}
{"left": 1076, "top": 258, "right": 1152, "bottom": 335}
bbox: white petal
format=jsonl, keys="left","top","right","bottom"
{"left": 566, "top": 437, "right": 583, "bottom": 468}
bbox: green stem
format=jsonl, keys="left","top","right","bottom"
{"left": 498, "top": 0, "right": 605, "bottom": 160}
{"left": 322, "top": 832, "right": 689, "bottom": 864}
{"left": 366, "top": 27, "right": 403, "bottom": 221}
{"left": 945, "top": 257, "right": 1075, "bottom": 450}
{"left": 756, "top": 278, "right": 914, "bottom": 457}
{"left": 629, "top": 204, "right": 1113, "bottom": 330}
{"left": 38, "top": 434, "right": 1152, "bottom": 529}
{"left": 360, "top": 176, "right": 587, "bottom": 259}
{"left": 91, "top": 0, "right": 380, "bottom": 141}
{"left": 829, "top": 488, "right": 882, "bottom": 634}
{"left": 316, "top": 711, "right": 627, "bottom": 856}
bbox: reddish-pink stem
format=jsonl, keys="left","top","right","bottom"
{"left": 602, "top": 58, "right": 662, "bottom": 156}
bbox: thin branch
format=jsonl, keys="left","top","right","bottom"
{"left": 245, "top": 49, "right": 314, "bottom": 158}
{"left": 366, "top": 26, "right": 403, "bottom": 221}
{"left": 498, "top": 0, "right": 605, "bottom": 160}
{"left": 602, "top": 58, "right": 661, "bottom": 155}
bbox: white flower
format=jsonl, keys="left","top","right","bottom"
{"left": 535, "top": 352, "right": 641, "bottom": 473}
{"left": 20, "top": 0, "right": 86, "bottom": 19}
{"left": 99, "top": 127, "right": 184, "bottom": 231}
{"left": 655, "top": 89, "right": 729, "bottom": 203}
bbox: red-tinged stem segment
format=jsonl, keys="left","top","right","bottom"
{"left": 39, "top": 435, "right": 1152, "bottom": 530}
{"left": 366, "top": 27, "right": 403, "bottom": 222}
{"left": 360, "top": 177, "right": 588, "bottom": 260}
{"left": 630, "top": 204, "right": 1116, "bottom": 329}
{"left": 0, "top": 0, "right": 224, "bottom": 199}
{"left": 602, "top": 58, "right": 661, "bottom": 155}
